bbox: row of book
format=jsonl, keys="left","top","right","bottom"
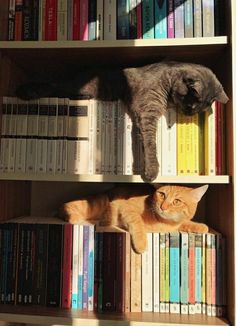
{"left": 2, "top": 0, "right": 223, "bottom": 42}
{"left": 0, "top": 96, "right": 226, "bottom": 176}
{"left": 0, "top": 218, "right": 226, "bottom": 316}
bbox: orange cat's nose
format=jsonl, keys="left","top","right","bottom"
{"left": 161, "top": 202, "right": 169, "bottom": 211}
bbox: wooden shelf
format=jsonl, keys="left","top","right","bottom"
{"left": 0, "top": 306, "right": 230, "bottom": 326}
{"left": 0, "top": 173, "right": 230, "bottom": 184}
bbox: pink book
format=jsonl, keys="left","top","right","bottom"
{"left": 61, "top": 224, "right": 73, "bottom": 308}
{"left": 45, "top": 0, "right": 57, "bottom": 40}
{"left": 79, "top": 0, "right": 88, "bottom": 40}
{"left": 73, "top": 0, "right": 80, "bottom": 40}
{"left": 167, "top": 0, "right": 175, "bottom": 38}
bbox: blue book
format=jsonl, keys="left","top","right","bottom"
{"left": 117, "top": 0, "right": 130, "bottom": 39}
{"left": 154, "top": 0, "right": 167, "bottom": 38}
{"left": 184, "top": 0, "right": 193, "bottom": 37}
{"left": 170, "top": 232, "right": 180, "bottom": 313}
{"left": 195, "top": 234, "right": 202, "bottom": 313}
{"left": 82, "top": 225, "right": 90, "bottom": 310}
{"left": 88, "top": 225, "right": 95, "bottom": 311}
{"left": 142, "top": 0, "right": 155, "bottom": 38}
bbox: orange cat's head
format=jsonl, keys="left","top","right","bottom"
{"left": 152, "top": 184, "right": 208, "bottom": 223}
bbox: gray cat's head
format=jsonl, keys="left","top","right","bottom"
{"left": 170, "top": 64, "right": 229, "bottom": 115}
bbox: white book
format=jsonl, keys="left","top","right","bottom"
{"left": 101, "top": 102, "right": 106, "bottom": 173}
{"left": 104, "top": 102, "right": 110, "bottom": 174}
{"left": 202, "top": 0, "right": 214, "bottom": 37}
{"left": 161, "top": 108, "right": 177, "bottom": 175}
{"left": 47, "top": 98, "right": 58, "bottom": 173}
{"left": 62, "top": 98, "right": 69, "bottom": 174}
{"left": 141, "top": 233, "right": 153, "bottom": 312}
{"left": 153, "top": 233, "right": 160, "bottom": 312}
{"left": 96, "top": 0, "right": 104, "bottom": 40}
{"left": 8, "top": 97, "right": 17, "bottom": 172}
{"left": 174, "top": 0, "right": 184, "bottom": 38}
{"left": 116, "top": 100, "right": 124, "bottom": 175}
{"left": 56, "top": 98, "right": 65, "bottom": 173}
{"left": 88, "top": 99, "right": 97, "bottom": 175}
{"left": 67, "top": 99, "right": 89, "bottom": 174}
{"left": 123, "top": 112, "right": 133, "bottom": 175}
{"left": 15, "top": 99, "right": 28, "bottom": 172}
{"left": 156, "top": 117, "right": 162, "bottom": 175}
{"left": 103, "top": 0, "right": 116, "bottom": 40}
{"left": 3, "top": 97, "right": 12, "bottom": 172}
{"left": 26, "top": 99, "right": 39, "bottom": 173}
{"left": 110, "top": 102, "right": 117, "bottom": 174}
{"left": 0, "top": 97, "right": 8, "bottom": 172}
{"left": 72, "top": 224, "right": 79, "bottom": 308}
{"left": 95, "top": 100, "right": 102, "bottom": 174}
{"left": 57, "top": 0, "right": 68, "bottom": 40}
{"left": 88, "top": 225, "right": 95, "bottom": 311}
{"left": 37, "top": 98, "right": 49, "bottom": 173}
{"left": 106, "top": 102, "right": 116, "bottom": 174}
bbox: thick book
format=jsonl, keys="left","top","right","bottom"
{"left": 79, "top": 0, "right": 88, "bottom": 40}
{"left": 130, "top": 246, "right": 141, "bottom": 312}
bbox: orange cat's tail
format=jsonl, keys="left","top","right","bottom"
{"left": 59, "top": 193, "right": 110, "bottom": 225}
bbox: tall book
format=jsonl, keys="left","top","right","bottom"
{"left": 57, "top": 0, "right": 67, "bottom": 40}
{"left": 14, "top": 0, "right": 23, "bottom": 40}
{"left": 44, "top": 0, "right": 57, "bottom": 40}
{"left": 47, "top": 97, "right": 58, "bottom": 173}
{"left": 184, "top": 0, "right": 193, "bottom": 37}
{"left": 117, "top": 0, "right": 130, "bottom": 39}
{"left": 130, "top": 246, "right": 141, "bottom": 312}
{"left": 167, "top": 0, "right": 174, "bottom": 38}
{"left": 142, "top": 0, "right": 154, "bottom": 39}
{"left": 15, "top": 99, "right": 28, "bottom": 173}
{"left": 202, "top": 0, "right": 215, "bottom": 36}
{"left": 204, "top": 103, "right": 217, "bottom": 175}
{"left": 37, "top": 98, "right": 49, "bottom": 173}
{"left": 8, "top": 98, "right": 17, "bottom": 173}
{"left": 79, "top": 0, "right": 89, "bottom": 40}
{"left": 169, "top": 232, "right": 180, "bottom": 313}
{"left": 154, "top": 0, "right": 167, "bottom": 39}
{"left": 103, "top": 0, "right": 116, "bottom": 40}
{"left": 180, "top": 232, "right": 188, "bottom": 314}
{"left": 193, "top": 0, "right": 202, "bottom": 37}
{"left": 141, "top": 233, "right": 153, "bottom": 312}
{"left": 26, "top": 99, "right": 39, "bottom": 173}
{"left": 174, "top": 0, "right": 184, "bottom": 38}
{"left": 195, "top": 234, "right": 202, "bottom": 313}
{"left": 188, "top": 233, "right": 195, "bottom": 314}
{"left": 153, "top": 233, "right": 160, "bottom": 312}
{"left": 159, "top": 233, "right": 166, "bottom": 312}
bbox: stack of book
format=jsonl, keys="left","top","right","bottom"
{"left": 0, "top": 96, "right": 226, "bottom": 176}
{"left": 0, "top": 218, "right": 226, "bottom": 316}
{"left": 3, "top": 0, "right": 223, "bottom": 41}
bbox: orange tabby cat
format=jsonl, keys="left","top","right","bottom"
{"left": 60, "top": 184, "right": 209, "bottom": 253}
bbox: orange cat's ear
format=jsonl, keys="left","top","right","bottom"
{"left": 190, "top": 185, "right": 209, "bottom": 202}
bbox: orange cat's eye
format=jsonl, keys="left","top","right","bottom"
{"left": 158, "top": 192, "right": 165, "bottom": 199}
{"left": 173, "top": 199, "right": 181, "bottom": 206}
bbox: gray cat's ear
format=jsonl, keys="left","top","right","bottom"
{"left": 184, "top": 78, "right": 203, "bottom": 97}
{"left": 190, "top": 185, "right": 209, "bottom": 202}
{"left": 215, "top": 89, "right": 229, "bottom": 104}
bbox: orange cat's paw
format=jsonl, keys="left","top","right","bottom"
{"left": 180, "top": 222, "right": 209, "bottom": 233}
{"left": 131, "top": 233, "right": 147, "bottom": 254}
{"left": 59, "top": 205, "right": 81, "bottom": 224}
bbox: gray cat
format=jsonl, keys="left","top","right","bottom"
{"left": 16, "top": 61, "right": 229, "bottom": 181}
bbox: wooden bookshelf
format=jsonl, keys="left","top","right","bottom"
{"left": 0, "top": 0, "right": 235, "bottom": 325}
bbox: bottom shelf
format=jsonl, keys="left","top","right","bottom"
{"left": 0, "top": 306, "right": 230, "bottom": 326}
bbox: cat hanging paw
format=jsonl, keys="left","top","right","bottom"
{"left": 179, "top": 221, "right": 209, "bottom": 233}
{"left": 131, "top": 232, "right": 147, "bottom": 254}
{"left": 142, "top": 161, "right": 159, "bottom": 182}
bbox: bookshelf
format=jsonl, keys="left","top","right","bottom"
{"left": 0, "top": 1, "right": 235, "bottom": 326}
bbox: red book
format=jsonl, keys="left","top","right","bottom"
{"left": 136, "top": 0, "right": 142, "bottom": 39}
{"left": 79, "top": 0, "right": 88, "bottom": 40}
{"left": 15, "top": 0, "right": 23, "bottom": 40}
{"left": 72, "top": 0, "right": 80, "bottom": 40}
{"left": 61, "top": 224, "right": 73, "bottom": 308}
{"left": 45, "top": 0, "right": 57, "bottom": 40}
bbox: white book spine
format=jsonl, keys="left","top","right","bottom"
{"left": 8, "top": 97, "right": 17, "bottom": 172}
{"left": 15, "top": 99, "right": 28, "bottom": 172}
{"left": 26, "top": 99, "right": 39, "bottom": 173}
{"left": 180, "top": 232, "right": 189, "bottom": 314}
{"left": 57, "top": 0, "right": 68, "bottom": 40}
{"left": 88, "top": 100, "right": 97, "bottom": 175}
{"left": 96, "top": 0, "right": 104, "bottom": 40}
{"left": 47, "top": 98, "right": 58, "bottom": 173}
{"left": 156, "top": 117, "right": 162, "bottom": 175}
{"left": 141, "top": 233, "right": 153, "bottom": 312}
{"left": 101, "top": 102, "right": 106, "bottom": 173}
{"left": 123, "top": 112, "right": 133, "bottom": 175}
{"left": 153, "top": 233, "right": 160, "bottom": 312}
{"left": 95, "top": 101, "right": 102, "bottom": 174}
{"left": 0, "top": 97, "right": 8, "bottom": 172}
{"left": 37, "top": 98, "right": 49, "bottom": 173}
{"left": 208, "top": 103, "right": 216, "bottom": 175}
{"left": 116, "top": 101, "right": 124, "bottom": 175}
{"left": 161, "top": 108, "right": 177, "bottom": 175}
{"left": 103, "top": 0, "right": 117, "bottom": 40}
{"left": 62, "top": 98, "right": 69, "bottom": 174}
{"left": 56, "top": 98, "right": 64, "bottom": 173}
{"left": 104, "top": 102, "right": 110, "bottom": 174}
{"left": 3, "top": 97, "right": 12, "bottom": 172}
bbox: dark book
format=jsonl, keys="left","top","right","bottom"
{"left": 46, "top": 224, "right": 63, "bottom": 307}
{"left": 32, "top": 224, "right": 49, "bottom": 305}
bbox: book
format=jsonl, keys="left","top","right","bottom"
{"left": 88, "top": 0, "right": 96, "bottom": 40}
{"left": 96, "top": 0, "right": 104, "bottom": 40}
{"left": 79, "top": 0, "right": 88, "bottom": 40}
{"left": 184, "top": 0, "right": 193, "bottom": 37}
{"left": 154, "top": 0, "right": 167, "bottom": 39}
{"left": 15, "top": 99, "right": 28, "bottom": 173}
{"left": 71, "top": 0, "right": 80, "bottom": 40}
{"left": 129, "top": 0, "right": 137, "bottom": 39}
{"left": 180, "top": 232, "right": 188, "bottom": 314}
{"left": 78, "top": 225, "right": 84, "bottom": 309}
{"left": 188, "top": 233, "right": 195, "bottom": 314}
{"left": 88, "top": 225, "right": 95, "bottom": 311}
{"left": 201, "top": 233, "right": 206, "bottom": 314}
{"left": 0, "top": 0, "right": 9, "bottom": 40}
{"left": 195, "top": 234, "right": 202, "bottom": 313}
{"left": 14, "top": 0, "right": 23, "bottom": 40}
{"left": 204, "top": 103, "right": 217, "bottom": 175}
{"left": 167, "top": 0, "right": 174, "bottom": 38}
{"left": 46, "top": 97, "right": 58, "bottom": 173}
{"left": 8, "top": 98, "right": 17, "bottom": 173}
{"left": 82, "top": 225, "right": 89, "bottom": 310}
{"left": 136, "top": 0, "right": 142, "bottom": 38}
{"left": 117, "top": 0, "right": 130, "bottom": 39}
{"left": 174, "top": 0, "right": 184, "bottom": 38}
{"left": 8, "top": 0, "right": 16, "bottom": 40}
{"left": 206, "top": 233, "right": 212, "bottom": 316}
{"left": 44, "top": 0, "right": 57, "bottom": 40}
{"left": 141, "top": 233, "right": 153, "bottom": 311}
{"left": 142, "top": 0, "right": 154, "bottom": 39}
{"left": 169, "top": 232, "right": 180, "bottom": 313}
{"left": 202, "top": 0, "right": 215, "bottom": 37}
{"left": 103, "top": 0, "right": 116, "bottom": 40}
{"left": 153, "top": 232, "right": 160, "bottom": 312}
{"left": 165, "top": 233, "right": 170, "bottom": 312}
{"left": 57, "top": 0, "right": 67, "bottom": 40}
{"left": 37, "top": 98, "right": 48, "bottom": 173}
{"left": 72, "top": 224, "right": 79, "bottom": 308}
{"left": 160, "top": 233, "right": 166, "bottom": 312}
{"left": 193, "top": 0, "right": 202, "bottom": 37}
{"left": 130, "top": 246, "right": 141, "bottom": 312}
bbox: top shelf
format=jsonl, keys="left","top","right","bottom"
{"left": 0, "top": 36, "right": 228, "bottom": 49}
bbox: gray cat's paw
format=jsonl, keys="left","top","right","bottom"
{"left": 142, "top": 163, "right": 159, "bottom": 182}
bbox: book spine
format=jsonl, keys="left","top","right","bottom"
{"left": 204, "top": 103, "right": 216, "bottom": 175}
{"left": 47, "top": 97, "right": 58, "bottom": 173}
{"left": 72, "top": 0, "right": 80, "bottom": 40}
{"left": 96, "top": 0, "right": 104, "bottom": 39}
{"left": 167, "top": 0, "right": 174, "bottom": 38}
{"left": 67, "top": 99, "right": 90, "bottom": 174}
{"left": 0, "top": 1, "right": 9, "bottom": 40}
{"left": 44, "top": 0, "right": 57, "bottom": 40}
{"left": 174, "top": 0, "right": 184, "bottom": 38}
{"left": 82, "top": 225, "right": 89, "bottom": 310}
{"left": 206, "top": 233, "right": 212, "bottom": 316}
{"left": 153, "top": 233, "right": 160, "bottom": 312}
{"left": 78, "top": 225, "right": 84, "bottom": 309}
{"left": 61, "top": 224, "right": 73, "bottom": 308}
{"left": 14, "top": 0, "right": 23, "bottom": 40}
{"left": 177, "top": 110, "right": 186, "bottom": 175}
{"left": 211, "top": 233, "right": 216, "bottom": 316}
{"left": 95, "top": 101, "right": 102, "bottom": 174}
{"left": 88, "top": 0, "right": 96, "bottom": 40}
{"left": 116, "top": 233, "right": 125, "bottom": 312}
{"left": 154, "top": 0, "right": 167, "bottom": 38}
{"left": 180, "top": 232, "right": 188, "bottom": 314}
{"left": 142, "top": 0, "right": 154, "bottom": 38}
{"left": 202, "top": 0, "right": 215, "bottom": 36}
{"left": 184, "top": 0, "right": 193, "bottom": 37}
{"left": 170, "top": 232, "right": 180, "bottom": 313}
{"left": 117, "top": 0, "right": 130, "bottom": 39}
{"left": 124, "top": 232, "right": 131, "bottom": 312}
{"left": 88, "top": 99, "right": 96, "bottom": 175}
{"left": 3, "top": 97, "right": 12, "bottom": 173}
{"left": 8, "top": 98, "right": 17, "bottom": 172}
{"left": 141, "top": 233, "right": 153, "bottom": 311}
{"left": 62, "top": 98, "right": 69, "bottom": 174}
{"left": 0, "top": 98, "right": 7, "bottom": 172}
{"left": 216, "top": 233, "right": 223, "bottom": 316}
{"left": 26, "top": 99, "right": 39, "bottom": 173}
{"left": 116, "top": 101, "right": 124, "bottom": 175}
{"left": 16, "top": 224, "right": 26, "bottom": 304}
{"left": 201, "top": 233, "right": 206, "bottom": 314}
{"left": 8, "top": 0, "right": 16, "bottom": 40}
{"left": 123, "top": 112, "right": 133, "bottom": 175}
{"left": 7, "top": 224, "right": 18, "bottom": 304}
{"left": 38, "top": 0, "right": 46, "bottom": 40}
{"left": 129, "top": 0, "right": 137, "bottom": 39}
{"left": 193, "top": 0, "right": 202, "bottom": 37}
{"left": 130, "top": 246, "right": 141, "bottom": 312}
{"left": 136, "top": 0, "right": 142, "bottom": 38}
{"left": 160, "top": 233, "right": 166, "bottom": 312}
{"left": 165, "top": 233, "right": 170, "bottom": 312}
{"left": 57, "top": 0, "right": 67, "bottom": 40}
{"left": 56, "top": 99, "right": 64, "bottom": 173}
{"left": 79, "top": 0, "right": 89, "bottom": 40}
{"left": 97, "top": 232, "right": 103, "bottom": 312}
{"left": 37, "top": 98, "right": 49, "bottom": 173}
{"left": 15, "top": 99, "right": 28, "bottom": 173}
{"left": 195, "top": 234, "right": 202, "bottom": 313}
{"left": 72, "top": 224, "right": 79, "bottom": 308}
{"left": 46, "top": 224, "right": 63, "bottom": 307}
{"left": 88, "top": 225, "right": 95, "bottom": 311}
{"left": 188, "top": 233, "right": 195, "bottom": 314}
{"left": 103, "top": 0, "right": 117, "bottom": 40}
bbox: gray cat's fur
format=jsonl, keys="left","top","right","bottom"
{"left": 16, "top": 61, "right": 229, "bottom": 181}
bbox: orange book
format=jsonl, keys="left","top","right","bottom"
{"left": 14, "top": 0, "right": 23, "bottom": 40}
